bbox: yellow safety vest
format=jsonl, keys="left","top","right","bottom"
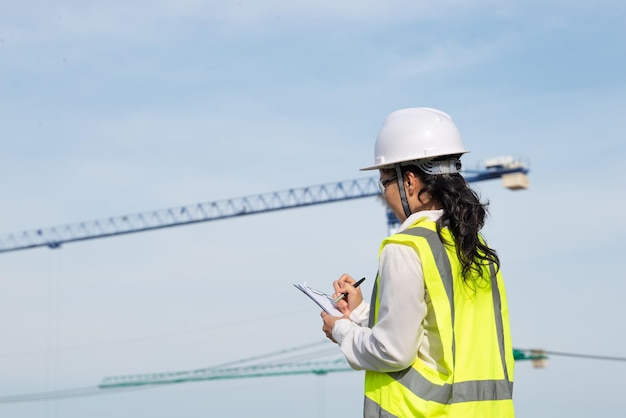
{"left": 364, "top": 218, "right": 514, "bottom": 418}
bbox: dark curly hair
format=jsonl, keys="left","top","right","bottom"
{"left": 403, "top": 165, "right": 500, "bottom": 281}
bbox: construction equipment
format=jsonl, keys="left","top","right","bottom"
{"left": 0, "top": 156, "right": 529, "bottom": 254}
{"left": 0, "top": 156, "right": 535, "bottom": 399}
{"left": 98, "top": 343, "right": 546, "bottom": 390}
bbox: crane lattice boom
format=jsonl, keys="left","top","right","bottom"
{"left": 0, "top": 157, "right": 528, "bottom": 254}
{"left": 98, "top": 344, "right": 545, "bottom": 390}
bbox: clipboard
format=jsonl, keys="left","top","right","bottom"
{"left": 293, "top": 282, "right": 344, "bottom": 317}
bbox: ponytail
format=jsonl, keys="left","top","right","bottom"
{"left": 406, "top": 167, "right": 500, "bottom": 281}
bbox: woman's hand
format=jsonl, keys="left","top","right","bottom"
{"left": 332, "top": 274, "right": 364, "bottom": 315}
{"left": 321, "top": 274, "right": 363, "bottom": 343}
{"left": 321, "top": 311, "right": 344, "bottom": 342}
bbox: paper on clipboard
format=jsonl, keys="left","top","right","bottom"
{"left": 293, "top": 282, "right": 344, "bottom": 317}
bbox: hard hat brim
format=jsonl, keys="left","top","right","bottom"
{"left": 359, "top": 163, "right": 390, "bottom": 171}
{"left": 359, "top": 151, "right": 469, "bottom": 171}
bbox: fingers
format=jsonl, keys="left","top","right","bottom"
{"left": 320, "top": 311, "right": 337, "bottom": 342}
{"left": 333, "top": 274, "right": 355, "bottom": 294}
{"left": 338, "top": 273, "right": 356, "bottom": 287}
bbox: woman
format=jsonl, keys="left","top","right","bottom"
{"left": 321, "top": 107, "right": 515, "bottom": 417}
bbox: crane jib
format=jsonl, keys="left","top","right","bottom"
{"left": 0, "top": 160, "right": 529, "bottom": 254}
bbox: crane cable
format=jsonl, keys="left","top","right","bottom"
{"left": 517, "top": 349, "right": 626, "bottom": 363}
{"left": 0, "top": 385, "right": 149, "bottom": 404}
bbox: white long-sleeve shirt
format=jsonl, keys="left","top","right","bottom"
{"left": 332, "top": 210, "right": 444, "bottom": 373}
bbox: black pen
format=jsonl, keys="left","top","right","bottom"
{"left": 333, "top": 277, "right": 366, "bottom": 304}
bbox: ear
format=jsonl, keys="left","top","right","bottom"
{"left": 404, "top": 171, "right": 417, "bottom": 192}
{"left": 406, "top": 171, "right": 428, "bottom": 201}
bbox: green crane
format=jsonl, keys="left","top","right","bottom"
{"left": 98, "top": 342, "right": 548, "bottom": 389}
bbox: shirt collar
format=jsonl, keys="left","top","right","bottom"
{"left": 398, "top": 209, "right": 444, "bottom": 232}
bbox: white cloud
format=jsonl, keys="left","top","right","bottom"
{"left": 386, "top": 40, "right": 497, "bottom": 79}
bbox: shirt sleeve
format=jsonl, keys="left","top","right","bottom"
{"left": 331, "top": 243, "right": 427, "bottom": 372}
{"left": 349, "top": 300, "right": 369, "bottom": 326}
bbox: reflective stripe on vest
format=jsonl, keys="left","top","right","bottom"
{"left": 364, "top": 223, "right": 513, "bottom": 417}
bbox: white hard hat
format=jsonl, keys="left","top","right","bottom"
{"left": 360, "top": 107, "right": 469, "bottom": 171}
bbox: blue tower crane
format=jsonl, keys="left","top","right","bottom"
{"left": 0, "top": 156, "right": 529, "bottom": 254}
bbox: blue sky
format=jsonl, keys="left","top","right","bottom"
{"left": 1, "top": 1, "right": 625, "bottom": 417}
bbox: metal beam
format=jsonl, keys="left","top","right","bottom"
{"left": 0, "top": 162, "right": 528, "bottom": 254}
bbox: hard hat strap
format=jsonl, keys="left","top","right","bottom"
{"left": 395, "top": 165, "right": 412, "bottom": 219}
